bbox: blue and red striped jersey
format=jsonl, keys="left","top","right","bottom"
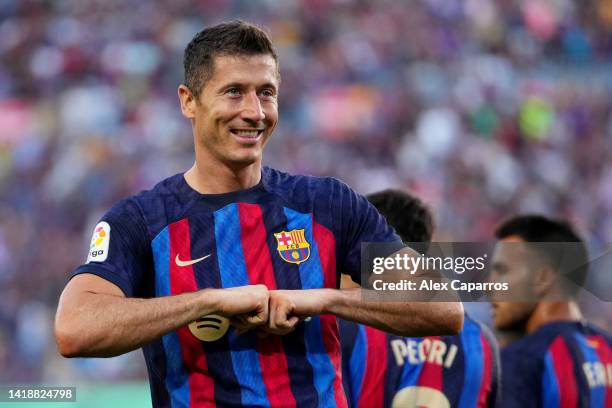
{"left": 340, "top": 313, "right": 500, "bottom": 408}
{"left": 501, "top": 321, "right": 612, "bottom": 408}
{"left": 71, "top": 167, "right": 401, "bottom": 408}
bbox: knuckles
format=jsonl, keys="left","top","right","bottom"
{"left": 225, "top": 287, "right": 301, "bottom": 335}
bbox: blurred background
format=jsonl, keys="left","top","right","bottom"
{"left": 1, "top": 0, "right": 612, "bottom": 405}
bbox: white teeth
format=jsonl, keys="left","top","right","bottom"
{"left": 233, "top": 130, "right": 260, "bottom": 137}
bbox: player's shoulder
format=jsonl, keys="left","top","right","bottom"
{"left": 502, "top": 321, "right": 586, "bottom": 363}
{"left": 534, "top": 320, "right": 610, "bottom": 345}
{"left": 103, "top": 194, "right": 145, "bottom": 224}
{"left": 104, "top": 173, "right": 190, "bottom": 234}
{"left": 263, "top": 166, "right": 361, "bottom": 214}
{"left": 132, "top": 173, "right": 187, "bottom": 205}
{"left": 582, "top": 321, "right": 612, "bottom": 342}
{"left": 263, "top": 166, "right": 351, "bottom": 195}
{"left": 139, "top": 171, "right": 201, "bottom": 209}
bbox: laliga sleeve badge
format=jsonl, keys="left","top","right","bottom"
{"left": 87, "top": 221, "right": 110, "bottom": 263}
{"left": 189, "top": 315, "right": 230, "bottom": 342}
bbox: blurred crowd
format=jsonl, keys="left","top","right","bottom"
{"left": 1, "top": 0, "right": 612, "bottom": 383}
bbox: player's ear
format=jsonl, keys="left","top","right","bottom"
{"left": 533, "top": 265, "right": 556, "bottom": 297}
{"left": 178, "top": 84, "right": 197, "bottom": 119}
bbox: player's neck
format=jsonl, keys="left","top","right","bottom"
{"left": 525, "top": 301, "right": 582, "bottom": 334}
{"left": 185, "top": 159, "right": 262, "bottom": 194}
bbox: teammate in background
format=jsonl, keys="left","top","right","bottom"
{"left": 341, "top": 189, "right": 500, "bottom": 408}
{"left": 54, "top": 21, "right": 462, "bottom": 407}
{"left": 491, "top": 215, "right": 612, "bottom": 407}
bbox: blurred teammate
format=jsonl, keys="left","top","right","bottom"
{"left": 54, "top": 21, "right": 462, "bottom": 407}
{"left": 341, "top": 189, "right": 499, "bottom": 408}
{"left": 491, "top": 215, "right": 612, "bottom": 407}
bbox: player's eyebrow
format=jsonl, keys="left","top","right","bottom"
{"left": 259, "top": 81, "right": 278, "bottom": 91}
{"left": 217, "top": 82, "right": 244, "bottom": 92}
{"left": 217, "top": 81, "right": 278, "bottom": 93}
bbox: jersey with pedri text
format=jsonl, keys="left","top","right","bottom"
{"left": 340, "top": 313, "right": 500, "bottom": 408}
{"left": 501, "top": 321, "right": 612, "bottom": 408}
{"left": 72, "top": 167, "right": 402, "bottom": 408}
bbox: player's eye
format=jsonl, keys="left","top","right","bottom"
{"left": 225, "top": 87, "right": 241, "bottom": 97}
{"left": 260, "top": 89, "right": 276, "bottom": 99}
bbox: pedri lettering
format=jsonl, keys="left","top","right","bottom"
{"left": 391, "top": 338, "right": 458, "bottom": 368}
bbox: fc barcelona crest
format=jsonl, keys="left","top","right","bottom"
{"left": 274, "top": 229, "right": 311, "bottom": 264}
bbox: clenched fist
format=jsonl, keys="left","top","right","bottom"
{"left": 261, "top": 289, "right": 330, "bottom": 336}
{"left": 212, "top": 284, "right": 270, "bottom": 333}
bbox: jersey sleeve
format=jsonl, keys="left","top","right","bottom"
{"left": 71, "top": 198, "right": 150, "bottom": 297}
{"left": 500, "top": 346, "right": 542, "bottom": 408}
{"left": 332, "top": 180, "right": 403, "bottom": 284}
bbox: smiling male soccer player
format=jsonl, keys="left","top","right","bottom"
{"left": 53, "top": 20, "right": 463, "bottom": 407}
{"left": 491, "top": 215, "right": 612, "bottom": 407}
{"left": 341, "top": 190, "right": 499, "bottom": 408}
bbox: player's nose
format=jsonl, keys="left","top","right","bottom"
{"left": 240, "top": 91, "right": 265, "bottom": 122}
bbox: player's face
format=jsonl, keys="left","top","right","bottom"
{"left": 184, "top": 54, "right": 279, "bottom": 167}
{"left": 490, "top": 236, "right": 538, "bottom": 330}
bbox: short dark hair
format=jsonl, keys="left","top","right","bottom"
{"left": 495, "top": 214, "right": 589, "bottom": 291}
{"left": 366, "top": 189, "right": 434, "bottom": 242}
{"left": 183, "top": 20, "right": 279, "bottom": 97}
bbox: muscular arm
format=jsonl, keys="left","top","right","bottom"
{"left": 329, "top": 289, "right": 462, "bottom": 336}
{"left": 270, "top": 288, "right": 463, "bottom": 337}
{"left": 54, "top": 273, "right": 268, "bottom": 358}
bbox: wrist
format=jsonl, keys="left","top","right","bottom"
{"left": 319, "top": 288, "right": 347, "bottom": 315}
{"left": 196, "top": 288, "right": 223, "bottom": 316}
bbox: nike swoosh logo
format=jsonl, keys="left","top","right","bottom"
{"left": 175, "top": 253, "right": 211, "bottom": 267}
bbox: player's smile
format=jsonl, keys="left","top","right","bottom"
{"left": 229, "top": 127, "right": 265, "bottom": 144}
